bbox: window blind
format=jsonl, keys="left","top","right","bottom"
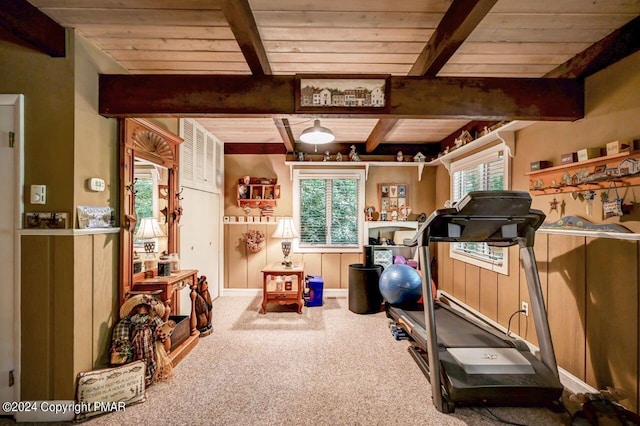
{"left": 298, "top": 176, "right": 360, "bottom": 247}
{"left": 451, "top": 151, "right": 506, "bottom": 267}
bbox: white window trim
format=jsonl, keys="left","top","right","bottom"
{"left": 449, "top": 142, "right": 511, "bottom": 275}
{"left": 292, "top": 168, "right": 365, "bottom": 253}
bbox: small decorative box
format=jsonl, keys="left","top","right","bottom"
{"left": 606, "top": 140, "right": 632, "bottom": 156}
{"left": 373, "top": 248, "right": 393, "bottom": 270}
{"left": 530, "top": 161, "right": 552, "bottom": 171}
{"left": 577, "top": 147, "right": 602, "bottom": 162}
{"left": 560, "top": 152, "right": 578, "bottom": 164}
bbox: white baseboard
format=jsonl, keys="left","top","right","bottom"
{"left": 220, "top": 288, "right": 348, "bottom": 298}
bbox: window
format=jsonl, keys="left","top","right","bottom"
{"left": 293, "top": 169, "right": 364, "bottom": 252}
{"left": 449, "top": 144, "right": 510, "bottom": 274}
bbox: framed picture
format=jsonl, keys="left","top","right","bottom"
{"left": 378, "top": 184, "right": 408, "bottom": 215}
{"left": 295, "top": 74, "right": 391, "bottom": 113}
{"left": 25, "top": 212, "right": 68, "bottom": 229}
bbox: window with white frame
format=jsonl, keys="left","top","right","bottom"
{"left": 449, "top": 144, "right": 510, "bottom": 274}
{"left": 293, "top": 168, "right": 364, "bottom": 253}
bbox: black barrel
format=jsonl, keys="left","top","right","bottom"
{"left": 348, "top": 263, "right": 383, "bottom": 314}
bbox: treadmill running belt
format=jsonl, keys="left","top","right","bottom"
{"left": 403, "top": 304, "right": 511, "bottom": 349}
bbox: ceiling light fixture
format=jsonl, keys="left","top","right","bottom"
{"left": 299, "top": 119, "right": 335, "bottom": 145}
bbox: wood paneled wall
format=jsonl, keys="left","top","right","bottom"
{"left": 20, "top": 232, "right": 118, "bottom": 400}
{"left": 438, "top": 233, "right": 639, "bottom": 412}
{"left": 224, "top": 223, "right": 361, "bottom": 289}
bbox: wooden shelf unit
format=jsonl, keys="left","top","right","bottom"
{"left": 526, "top": 151, "right": 640, "bottom": 195}
{"left": 237, "top": 177, "right": 280, "bottom": 208}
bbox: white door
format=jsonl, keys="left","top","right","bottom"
{"left": 0, "top": 94, "right": 23, "bottom": 404}
{"left": 178, "top": 188, "right": 221, "bottom": 314}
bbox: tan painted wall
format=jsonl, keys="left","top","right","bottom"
{"left": 435, "top": 50, "right": 640, "bottom": 412}
{"left": 2, "top": 31, "right": 126, "bottom": 399}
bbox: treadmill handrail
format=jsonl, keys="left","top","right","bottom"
{"left": 407, "top": 191, "right": 545, "bottom": 248}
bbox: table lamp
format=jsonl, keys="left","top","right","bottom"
{"left": 272, "top": 217, "right": 299, "bottom": 267}
{"left": 135, "top": 217, "right": 165, "bottom": 277}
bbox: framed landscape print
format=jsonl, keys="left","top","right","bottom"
{"left": 378, "top": 184, "right": 408, "bottom": 215}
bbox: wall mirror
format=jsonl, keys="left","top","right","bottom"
{"left": 120, "top": 118, "right": 182, "bottom": 303}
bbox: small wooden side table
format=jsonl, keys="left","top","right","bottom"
{"left": 260, "top": 262, "right": 305, "bottom": 314}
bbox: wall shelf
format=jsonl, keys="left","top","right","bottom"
{"left": 237, "top": 177, "right": 279, "bottom": 209}
{"left": 526, "top": 151, "right": 640, "bottom": 195}
{"left": 428, "top": 120, "right": 535, "bottom": 173}
{"left": 284, "top": 161, "right": 428, "bottom": 181}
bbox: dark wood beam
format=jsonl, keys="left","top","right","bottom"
{"left": 0, "top": 0, "right": 65, "bottom": 57}
{"left": 274, "top": 118, "right": 295, "bottom": 152}
{"left": 409, "top": 0, "right": 498, "bottom": 77}
{"left": 545, "top": 15, "right": 640, "bottom": 79}
{"left": 221, "top": 0, "right": 271, "bottom": 76}
{"left": 224, "top": 143, "right": 286, "bottom": 155}
{"left": 99, "top": 74, "right": 583, "bottom": 121}
{"left": 366, "top": 0, "right": 497, "bottom": 152}
{"left": 365, "top": 119, "right": 399, "bottom": 153}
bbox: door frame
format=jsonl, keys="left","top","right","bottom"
{"left": 0, "top": 94, "right": 24, "bottom": 402}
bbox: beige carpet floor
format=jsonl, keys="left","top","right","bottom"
{"left": 1, "top": 296, "right": 573, "bottom": 425}
{"left": 85, "top": 296, "right": 571, "bottom": 426}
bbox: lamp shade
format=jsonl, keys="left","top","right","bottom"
{"left": 272, "top": 217, "right": 299, "bottom": 240}
{"left": 299, "top": 119, "right": 335, "bottom": 144}
{"left": 135, "top": 217, "right": 165, "bottom": 239}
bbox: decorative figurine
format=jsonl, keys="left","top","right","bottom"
{"left": 349, "top": 145, "right": 360, "bottom": 162}
{"left": 364, "top": 205, "right": 376, "bottom": 221}
{"left": 195, "top": 275, "right": 213, "bottom": 337}
{"left": 549, "top": 197, "right": 559, "bottom": 214}
{"left": 110, "top": 294, "right": 175, "bottom": 385}
{"left": 336, "top": 152, "right": 343, "bottom": 162}
{"left": 396, "top": 151, "right": 403, "bottom": 162}
{"left": 399, "top": 205, "right": 412, "bottom": 221}
{"left": 413, "top": 152, "right": 426, "bottom": 162}
{"left": 323, "top": 150, "right": 331, "bottom": 161}
{"left": 380, "top": 209, "right": 388, "bottom": 221}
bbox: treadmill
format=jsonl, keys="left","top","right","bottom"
{"left": 386, "top": 190, "right": 563, "bottom": 413}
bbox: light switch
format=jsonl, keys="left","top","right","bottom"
{"left": 30, "top": 185, "right": 46, "bottom": 204}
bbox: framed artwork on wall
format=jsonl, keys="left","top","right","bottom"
{"left": 295, "top": 74, "right": 391, "bottom": 114}
{"left": 378, "top": 184, "right": 408, "bottom": 216}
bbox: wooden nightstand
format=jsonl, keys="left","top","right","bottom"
{"left": 260, "top": 262, "right": 305, "bottom": 314}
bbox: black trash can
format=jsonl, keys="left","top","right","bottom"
{"left": 348, "top": 263, "right": 383, "bottom": 314}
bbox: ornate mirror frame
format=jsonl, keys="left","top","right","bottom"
{"left": 120, "top": 118, "right": 182, "bottom": 303}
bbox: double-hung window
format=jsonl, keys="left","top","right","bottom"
{"left": 449, "top": 143, "right": 510, "bottom": 274}
{"left": 293, "top": 168, "right": 364, "bottom": 253}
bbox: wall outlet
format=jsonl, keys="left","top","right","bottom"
{"left": 521, "top": 301, "right": 529, "bottom": 317}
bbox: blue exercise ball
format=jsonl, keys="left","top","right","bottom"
{"left": 379, "top": 264, "right": 422, "bottom": 306}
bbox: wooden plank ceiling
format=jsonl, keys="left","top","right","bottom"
{"left": 11, "top": 0, "right": 640, "bottom": 154}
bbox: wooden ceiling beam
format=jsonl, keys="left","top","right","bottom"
{"left": 439, "top": 10, "right": 639, "bottom": 151}
{"left": 409, "top": 0, "right": 498, "bottom": 77}
{"left": 366, "top": 0, "right": 497, "bottom": 153}
{"left": 99, "top": 74, "right": 583, "bottom": 121}
{"left": 0, "top": 0, "right": 65, "bottom": 57}
{"left": 545, "top": 14, "right": 640, "bottom": 79}
{"left": 224, "top": 143, "right": 286, "bottom": 155}
{"left": 221, "top": 0, "right": 271, "bottom": 76}
{"left": 274, "top": 118, "right": 295, "bottom": 152}
{"left": 366, "top": 119, "right": 399, "bottom": 153}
